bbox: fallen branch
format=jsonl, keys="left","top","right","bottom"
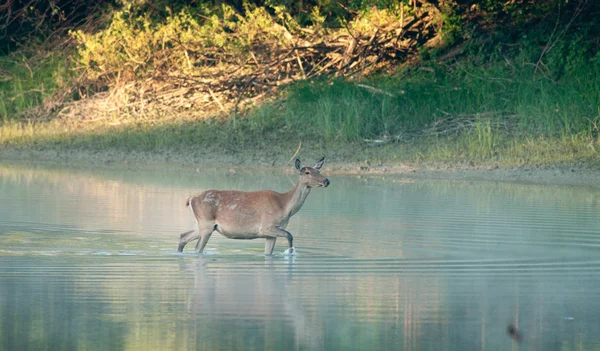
{"left": 208, "top": 87, "right": 226, "bottom": 113}
{"left": 286, "top": 142, "right": 302, "bottom": 165}
{"left": 355, "top": 83, "right": 394, "bottom": 97}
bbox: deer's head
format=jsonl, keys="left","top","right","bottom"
{"left": 295, "top": 157, "right": 330, "bottom": 188}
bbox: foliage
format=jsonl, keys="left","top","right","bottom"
{"left": 61, "top": 1, "right": 438, "bottom": 124}
{"left": 71, "top": 4, "right": 296, "bottom": 83}
{"left": 2, "top": 54, "right": 599, "bottom": 166}
{"left": 0, "top": 0, "right": 112, "bottom": 55}
{"left": 1, "top": 0, "right": 600, "bottom": 168}
{"left": 0, "top": 46, "right": 72, "bottom": 121}
{"left": 282, "top": 58, "right": 600, "bottom": 142}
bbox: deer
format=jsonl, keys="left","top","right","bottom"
{"left": 177, "top": 157, "right": 330, "bottom": 255}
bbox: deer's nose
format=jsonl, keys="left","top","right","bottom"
{"left": 324, "top": 179, "right": 330, "bottom": 187}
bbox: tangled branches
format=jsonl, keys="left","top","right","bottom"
{"left": 60, "top": 4, "right": 441, "bottom": 121}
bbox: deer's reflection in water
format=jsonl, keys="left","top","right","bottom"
{"left": 179, "top": 256, "right": 323, "bottom": 350}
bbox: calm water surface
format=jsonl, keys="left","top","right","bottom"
{"left": 1, "top": 163, "right": 600, "bottom": 350}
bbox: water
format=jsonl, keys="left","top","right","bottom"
{"left": 1, "top": 163, "right": 600, "bottom": 350}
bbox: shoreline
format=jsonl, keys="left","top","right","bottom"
{"left": 2, "top": 147, "right": 599, "bottom": 188}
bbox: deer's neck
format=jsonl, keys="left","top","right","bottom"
{"left": 284, "top": 180, "right": 311, "bottom": 218}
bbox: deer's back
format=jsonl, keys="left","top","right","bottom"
{"left": 191, "top": 189, "right": 287, "bottom": 222}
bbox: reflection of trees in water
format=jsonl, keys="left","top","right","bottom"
{"left": 0, "top": 258, "right": 128, "bottom": 350}
{"left": 1, "top": 165, "right": 599, "bottom": 349}
{"left": 0, "top": 165, "right": 194, "bottom": 236}
{"left": 1, "top": 255, "right": 599, "bottom": 350}
{"left": 174, "top": 257, "right": 451, "bottom": 350}
{"left": 0, "top": 165, "right": 323, "bottom": 242}
{"left": 2, "top": 164, "right": 598, "bottom": 253}
{"left": 442, "top": 270, "right": 600, "bottom": 351}
{"left": 175, "top": 256, "right": 324, "bottom": 350}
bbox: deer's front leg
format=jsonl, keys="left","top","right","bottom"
{"left": 261, "top": 227, "right": 294, "bottom": 255}
{"left": 264, "top": 237, "right": 277, "bottom": 255}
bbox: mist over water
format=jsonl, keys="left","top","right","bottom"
{"left": 1, "top": 163, "right": 599, "bottom": 350}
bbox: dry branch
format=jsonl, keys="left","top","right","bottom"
{"left": 55, "top": 6, "right": 440, "bottom": 121}
{"left": 363, "top": 111, "right": 518, "bottom": 146}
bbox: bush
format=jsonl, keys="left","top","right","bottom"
{"left": 71, "top": 4, "right": 298, "bottom": 85}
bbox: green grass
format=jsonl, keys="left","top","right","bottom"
{"left": 1, "top": 54, "right": 599, "bottom": 168}
{"left": 1, "top": 0, "right": 599, "bottom": 170}
{"left": 281, "top": 61, "right": 600, "bottom": 142}
{"left": 0, "top": 51, "right": 71, "bottom": 121}
{"left": 0, "top": 113, "right": 597, "bottom": 168}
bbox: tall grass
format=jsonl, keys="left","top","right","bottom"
{"left": 0, "top": 52, "right": 70, "bottom": 120}
{"left": 1, "top": 43, "right": 599, "bottom": 166}
{"left": 283, "top": 62, "right": 600, "bottom": 141}
{"left": 264, "top": 59, "right": 600, "bottom": 163}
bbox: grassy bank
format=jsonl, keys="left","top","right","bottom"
{"left": 1, "top": 60, "right": 599, "bottom": 169}
{"left": 1, "top": 1, "right": 599, "bottom": 170}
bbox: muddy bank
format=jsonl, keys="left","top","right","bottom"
{"left": 323, "top": 163, "right": 600, "bottom": 188}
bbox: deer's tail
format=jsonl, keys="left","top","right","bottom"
{"left": 186, "top": 196, "right": 197, "bottom": 220}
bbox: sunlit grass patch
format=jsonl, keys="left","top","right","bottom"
{"left": 1, "top": 114, "right": 598, "bottom": 169}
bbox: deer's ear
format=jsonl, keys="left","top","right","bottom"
{"left": 313, "top": 157, "right": 325, "bottom": 170}
{"left": 295, "top": 158, "right": 302, "bottom": 172}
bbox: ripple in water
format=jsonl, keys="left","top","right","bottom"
{"left": 0, "top": 164, "right": 599, "bottom": 350}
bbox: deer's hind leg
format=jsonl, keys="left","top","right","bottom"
{"left": 178, "top": 229, "right": 200, "bottom": 252}
{"left": 178, "top": 223, "right": 215, "bottom": 253}
{"left": 194, "top": 224, "right": 215, "bottom": 254}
